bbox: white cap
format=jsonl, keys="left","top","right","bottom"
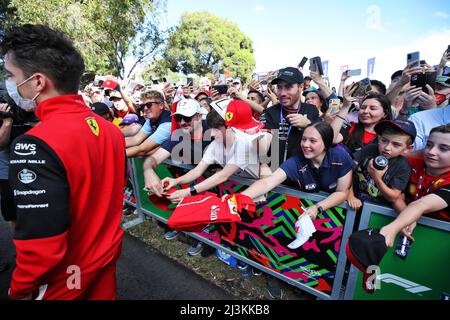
{"left": 173, "top": 99, "right": 202, "bottom": 117}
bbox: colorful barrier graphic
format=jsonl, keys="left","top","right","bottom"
{"left": 132, "top": 159, "right": 354, "bottom": 298}
{"left": 345, "top": 204, "right": 450, "bottom": 300}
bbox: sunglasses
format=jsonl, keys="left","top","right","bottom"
{"left": 139, "top": 101, "right": 161, "bottom": 109}
{"left": 174, "top": 114, "right": 194, "bottom": 123}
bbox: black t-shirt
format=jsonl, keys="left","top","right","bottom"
{"left": 432, "top": 187, "right": 450, "bottom": 208}
{"left": 262, "top": 103, "right": 319, "bottom": 167}
{"left": 352, "top": 143, "right": 411, "bottom": 205}
{"left": 160, "top": 120, "right": 210, "bottom": 166}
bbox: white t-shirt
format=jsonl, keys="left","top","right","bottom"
{"left": 202, "top": 130, "right": 270, "bottom": 178}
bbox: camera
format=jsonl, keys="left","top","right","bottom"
{"left": 373, "top": 155, "right": 388, "bottom": 170}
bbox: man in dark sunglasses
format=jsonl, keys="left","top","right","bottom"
{"left": 142, "top": 98, "right": 210, "bottom": 197}
{"left": 125, "top": 90, "right": 171, "bottom": 158}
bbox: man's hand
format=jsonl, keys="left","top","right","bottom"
{"left": 403, "top": 85, "right": 422, "bottom": 108}
{"left": 342, "top": 83, "right": 358, "bottom": 107}
{"left": 367, "top": 159, "right": 388, "bottom": 181}
{"left": 166, "top": 188, "right": 191, "bottom": 204}
{"left": 300, "top": 205, "right": 319, "bottom": 220}
{"left": 286, "top": 113, "right": 310, "bottom": 129}
{"left": 348, "top": 194, "right": 362, "bottom": 211}
{"left": 401, "top": 221, "right": 416, "bottom": 241}
{"left": 145, "top": 178, "right": 164, "bottom": 197}
{"left": 415, "top": 84, "right": 437, "bottom": 109}
{"left": 227, "top": 87, "right": 243, "bottom": 100}
{"left": 0, "top": 103, "right": 13, "bottom": 126}
{"left": 160, "top": 177, "right": 179, "bottom": 191}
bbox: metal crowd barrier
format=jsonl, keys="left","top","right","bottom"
{"left": 122, "top": 158, "right": 450, "bottom": 300}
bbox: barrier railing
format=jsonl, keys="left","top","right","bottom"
{"left": 123, "top": 158, "right": 450, "bottom": 300}
{"left": 344, "top": 202, "right": 450, "bottom": 300}
{"left": 127, "top": 158, "right": 357, "bottom": 300}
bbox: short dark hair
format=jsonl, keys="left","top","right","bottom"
{"left": 1, "top": 24, "right": 85, "bottom": 94}
{"left": 247, "top": 89, "right": 264, "bottom": 103}
{"left": 369, "top": 79, "right": 387, "bottom": 95}
{"left": 430, "top": 124, "right": 450, "bottom": 136}
{"left": 305, "top": 121, "right": 334, "bottom": 150}
{"left": 206, "top": 109, "right": 225, "bottom": 129}
{"left": 391, "top": 70, "right": 403, "bottom": 81}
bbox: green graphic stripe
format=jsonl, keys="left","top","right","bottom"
{"left": 327, "top": 211, "right": 343, "bottom": 227}
{"left": 266, "top": 225, "right": 291, "bottom": 238}
{"left": 266, "top": 195, "right": 285, "bottom": 208}
{"left": 327, "top": 250, "right": 337, "bottom": 264}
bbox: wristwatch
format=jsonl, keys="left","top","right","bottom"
{"left": 316, "top": 205, "right": 324, "bottom": 215}
{"left": 189, "top": 185, "right": 198, "bottom": 196}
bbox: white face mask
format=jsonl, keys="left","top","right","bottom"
{"left": 5, "top": 74, "right": 41, "bottom": 112}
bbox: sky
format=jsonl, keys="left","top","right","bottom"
{"left": 160, "top": 0, "right": 450, "bottom": 88}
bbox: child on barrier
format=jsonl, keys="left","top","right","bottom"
{"left": 380, "top": 124, "right": 450, "bottom": 246}
{"left": 241, "top": 121, "right": 353, "bottom": 220}
{"left": 347, "top": 125, "right": 450, "bottom": 293}
{"left": 347, "top": 119, "right": 416, "bottom": 211}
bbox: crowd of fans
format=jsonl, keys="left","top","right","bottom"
{"left": 1, "top": 22, "right": 450, "bottom": 299}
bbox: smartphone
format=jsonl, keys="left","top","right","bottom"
{"left": 447, "top": 44, "right": 450, "bottom": 53}
{"left": 252, "top": 73, "right": 259, "bottom": 81}
{"left": 394, "top": 235, "right": 413, "bottom": 260}
{"left": 309, "top": 56, "right": 323, "bottom": 75}
{"left": 411, "top": 71, "right": 437, "bottom": 92}
{"left": 352, "top": 78, "right": 371, "bottom": 97}
{"left": 346, "top": 69, "right": 362, "bottom": 77}
{"left": 152, "top": 79, "right": 159, "bottom": 85}
{"left": 298, "top": 56, "right": 308, "bottom": 68}
{"left": 328, "top": 98, "right": 341, "bottom": 114}
{"left": 407, "top": 51, "right": 420, "bottom": 67}
{"left": 212, "top": 84, "right": 229, "bottom": 95}
{"left": 219, "top": 74, "right": 226, "bottom": 84}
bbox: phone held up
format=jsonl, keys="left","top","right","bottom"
{"left": 309, "top": 56, "right": 323, "bottom": 75}
{"left": 212, "top": 84, "right": 229, "bottom": 95}
{"left": 298, "top": 56, "right": 308, "bottom": 69}
{"left": 410, "top": 71, "right": 437, "bottom": 93}
{"left": 407, "top": 51, "right": 420, "bottom": 68}
{"left": 346, "top": 69, "right": 362, "bottom": 77}
{"left": 352, "top": 78, "right": 371, "bottom": 97}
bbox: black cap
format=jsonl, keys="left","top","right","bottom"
{"left": 375, "top": 119, "right": 417, "bottom": 142}
{"left": 272, "top": 67, "right": 304, "bottom": 85}
{"left": 346, "top": 229, "right": 388, "bottom": 293}
{"left": 90, "top": 102, "right": 110, "bottom": 116}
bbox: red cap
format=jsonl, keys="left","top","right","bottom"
{"left": 102, "top": 79, "right": 119, "bottom": 90}
{"left": 225, "top": 100, "right": 264, "bottom": 134}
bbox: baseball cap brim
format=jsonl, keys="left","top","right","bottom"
{"left": 375, "top": 120, "right": 416, "bottom": 141}
{"left": 172, "top": 109, "right": 198, "bottom": 117}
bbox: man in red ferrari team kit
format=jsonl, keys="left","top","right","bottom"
{"left": 1, "top": 24, "right": 126, "bottom": 300}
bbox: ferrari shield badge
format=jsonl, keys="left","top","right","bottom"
{"left": 86, "top": 117, "right": 99, "bottom": 136}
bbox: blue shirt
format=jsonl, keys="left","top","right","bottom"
{"left": 141, "top": 110, "right": 172, "bottom": 145}
{"left": 280, "top": 146, "right": 354, "bottom": 193}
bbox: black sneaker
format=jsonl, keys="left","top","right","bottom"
{"left": 200, "top": 245, "right": 215, "bottom": 257}
{"left": 266, "top": 276, "right": 283, "bottom": 299}
{"left": 252, "top": 268, "right": 263, "bottom": 276}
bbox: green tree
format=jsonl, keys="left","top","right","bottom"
{"left": 160, "top": 11, "right": 255, "bottom": 83}
{"left": 4, "top": 0, "right": 167, "bottom": 79}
